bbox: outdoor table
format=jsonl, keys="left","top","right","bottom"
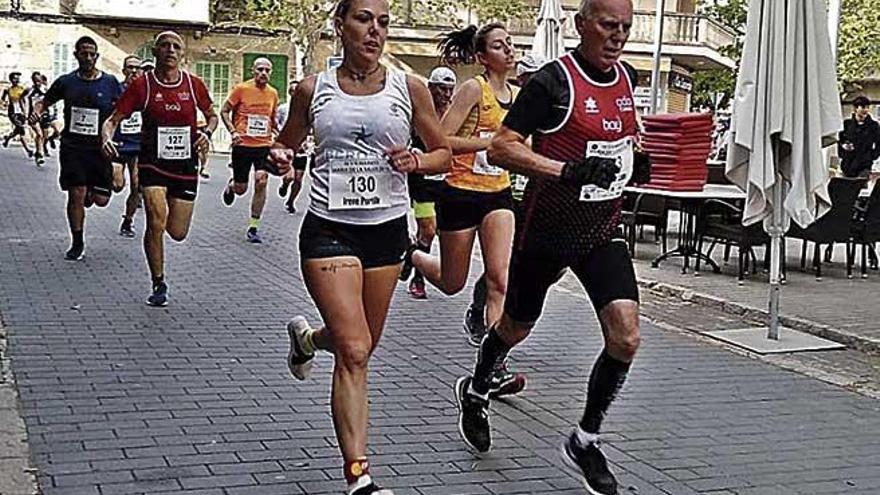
{"left": 624, "top": 184, "right": 746, "bottom": 274}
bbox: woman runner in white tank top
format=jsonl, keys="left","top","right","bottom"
{"left": 269, "top": 0, "right": 450, "bottom": 493}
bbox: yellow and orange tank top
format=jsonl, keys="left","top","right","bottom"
{"left": 445, "top": 75, "right": 518, "bottom": 193}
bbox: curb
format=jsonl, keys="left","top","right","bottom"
{"left": 638, "top": 278, "right": 880, "bottom": 355}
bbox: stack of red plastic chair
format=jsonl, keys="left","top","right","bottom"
{"left": 641, "top": 113, "right": 714, "bottom": 191}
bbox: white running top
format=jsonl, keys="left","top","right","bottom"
{"left": 308, "top": 67, "right": 412, "bottom": 225}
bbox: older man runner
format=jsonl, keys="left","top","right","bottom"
{"left": 102, "top": 31, "right": 219, "bottom": 306}
{"left": 220, "top": 57, "right": 280, "bottom": 243}
{"left": 114, "top": 55, "right": 145, "bottom": 238}
{"left": 31, "top": 37, "right": 122, "bottom": 260}
{"left": 453, "top": 1, "right": 651, "bottom": 493}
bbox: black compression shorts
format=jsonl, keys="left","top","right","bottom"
{"left": 298, "top": 213, "right": 409, "bottom": 269}
{"left": 139, "top": 164, "right": 198, "bottom": 202}
{"left": 231, "top": 146, "right": 277, "bottom": 183}
{"left": 436, "top": 186, "right": 515, "bottom": 232}
{"left": 504, "top": 239, "right": 639, "bottom": 324}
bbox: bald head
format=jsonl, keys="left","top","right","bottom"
{"left": 252, "top": 57, "right": 273, "bottom": 87}
{"left": 152, "top": 31, "right": 185, "bottom": 71}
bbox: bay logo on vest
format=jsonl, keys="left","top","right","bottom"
{"left": 165, "top": 102, "right": 182, "bottom": 112}
{"left": 615, "top": 95, "right": 633, "bottom": 112}
{"left": 602, "top": 117, "right": 623, "bottom": 133}
{"left": 584, "top": 96, "right": 600, "bottom": 114}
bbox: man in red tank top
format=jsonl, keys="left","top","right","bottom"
{"left": 101, "top": 31, "right": 219, "bottom": 307}
{"left": 452, "top": 1, "right": 651, "bottom": 494}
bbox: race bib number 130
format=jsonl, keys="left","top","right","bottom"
{"left": 328, "top": 157, "right": 392, "bottom": 210}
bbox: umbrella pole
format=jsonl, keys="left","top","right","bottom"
{"left": 768, "top": 142, "right": 784, "bottom": 340}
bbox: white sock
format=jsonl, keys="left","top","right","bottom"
{"left": 574, "top": 426, "right": 600, "bottom": 447}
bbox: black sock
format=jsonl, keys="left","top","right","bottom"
{"left": 580, "top": 349, "right": 631, "bottom": 434}
{"left": 471, "top": 327, "right": 511, "bottom": 395}
{"left": 72, "top": 230, "right": 84, "bottom": 247}
{"left": 472, "top": 274, "right": 487, "bottom": 313}
{"left": 152, "top": 274, "right": 164, "bottom": 287}
{"left": 416, "top": 239, "right": 431, "bottom": 253}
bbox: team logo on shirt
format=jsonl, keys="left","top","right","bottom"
{"left": 584, "top": 97, "right": 599, "bottom": 114}
{"left": 615, "top": 95, "right": 634, "bottom": 112}
{"left": 352, "top": 124, "right": 373, "bottom": 145}
{"left": 178, "top": 92, "right": 190, "bottom": 101}
{"left": 154, "top": 93, "right": 164, "bottom": 102}
{"left": 602, "top": 117, "right": 623, "bottom": 133}
{"left": 165, "top": 103, "right": 182, "bottom": 112}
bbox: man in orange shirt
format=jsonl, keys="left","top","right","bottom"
{"left": 220, "top": 57, "right": 279, "bottom": 243}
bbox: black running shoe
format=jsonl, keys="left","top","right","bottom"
{"left": 285, "top": 202, "right": 296, "bottom": 215}
{"left": 64, "top": 244, "right": 85, "bottom": 261}
{"left": 279, "top": 180, "right": 290, "bottom": 198}
{"left": 119, "top": 219, "right": 135, "bottom": 238}
{"left": 454, "top": 376, "right": 491, "bottom": 453}
{"left": 488, "top": 361, "right": 526, "bottom": 399}
{"left": 146, "top": 281, "right": 169, "bottom": 307}
{"left": 34, "top": 153, "right": 45, "bottom": 166}
{"left": 222, "top": 180, "right": 235, "bottom": 206}
{"left": 49, "top": 137, "right": 57, "bottom": 149}
{"left": 463, "top": 305, "right": 487, "bottom": 347}
{"left": 561, "top": 432, "right": 619, "bottom": 495}
{"left": 398, "top": 243, "right": 418, "bottom": 282}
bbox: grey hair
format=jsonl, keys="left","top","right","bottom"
{"left": 578, "top": 0, "right": 594, "bottom": 15}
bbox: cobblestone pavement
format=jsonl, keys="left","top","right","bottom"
{"left": 1, "top": 148, "right": 879, "bottom": 495}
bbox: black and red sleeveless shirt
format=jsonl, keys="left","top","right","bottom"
{"left": 505, "top": 51, "right": 639, "bottom": 260}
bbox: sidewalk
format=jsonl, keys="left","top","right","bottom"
{"left": 0, "top": 148, "right": 878, "bottom": 495}
{"left": 628, "top": 217, "right": 880, "bottom": 352}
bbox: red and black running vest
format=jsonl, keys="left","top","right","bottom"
{"left": 518, "top": 54, "right": 639, "bottom": 259}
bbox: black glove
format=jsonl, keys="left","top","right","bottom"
{"left": 629, "top": 150, "right": 652, "bottom": 185}
{"left": 560, "top": 156, "right": 620, "bottom": 189}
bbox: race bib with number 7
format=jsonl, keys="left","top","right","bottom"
{"left": 157, "top": 126, "right": 191, "bottom": 160}
{"left": 328, "top": 156, "right": 392, "bottom": 210}
{"left": 70, "top": 106, "right": 99, "bottom": 136}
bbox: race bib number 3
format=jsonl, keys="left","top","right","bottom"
{"left": 329, "top": 157, "right": 392, "bottom": 211}
{"left": 246, "top": 115, "right": 270, "bottom": 137}
{"left": 70, "top": 106, "right": 99, "bottom": 136}
{"left": 120, "top": 112, "right": 142, "bottom": 135}
{"left": 157, "top": 126, "right": 191, "bottom": 160}
{"left": 473, "top": 131, "right": 504, "bottom": 176}
{"left": 579, "top": 137, "right": 634, "bottom": 202}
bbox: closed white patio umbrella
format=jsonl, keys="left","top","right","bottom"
{"left": 725, "top": 0, "right": 842, "bottom": 340}
{"left": 531, "top": 0, "right": 565, "bottom": 60}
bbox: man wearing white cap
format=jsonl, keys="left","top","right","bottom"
{"left": 402, "top": 66, "right": 456, "bottom": 299}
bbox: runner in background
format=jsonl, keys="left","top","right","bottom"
{"left": 114, "top": 55, "right": 144, "bottom": 238}
{"left": 220, "top": 57, "right": 280, "bottom": 243}
{"left": 31, "top": 36, "right": 122, "bottom": 261}
{"left": 276, "top": 80, "right": 310, "bottom": 214}
{"left": 102, "top": 31, "right": 218, "bottom": 306}
{"left": 402, "top": 66, "right": 456, "bottom": 299}
{"left": 2, "top": 71, "right": 34, "bottom": 160}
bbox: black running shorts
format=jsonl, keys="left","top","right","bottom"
{"left": 504, "top": 239, "right": 639, "bottom": 324}
{"left": 59, "top": 144, "right": 113, "bottom": 195}
{"left": 139, "top": 164, "right": 198, "bottom": 202}
{"left": 293, "top": 153, "right": 309, "bottom": 172}
{"left": 436, "top": 186, "right": 515, "bottom": 232}
{"left": 231, "top": 146, "right": 276, "bottom": 183}
{"left": 298, "top": 213, "right": 408, "bottom": 269}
